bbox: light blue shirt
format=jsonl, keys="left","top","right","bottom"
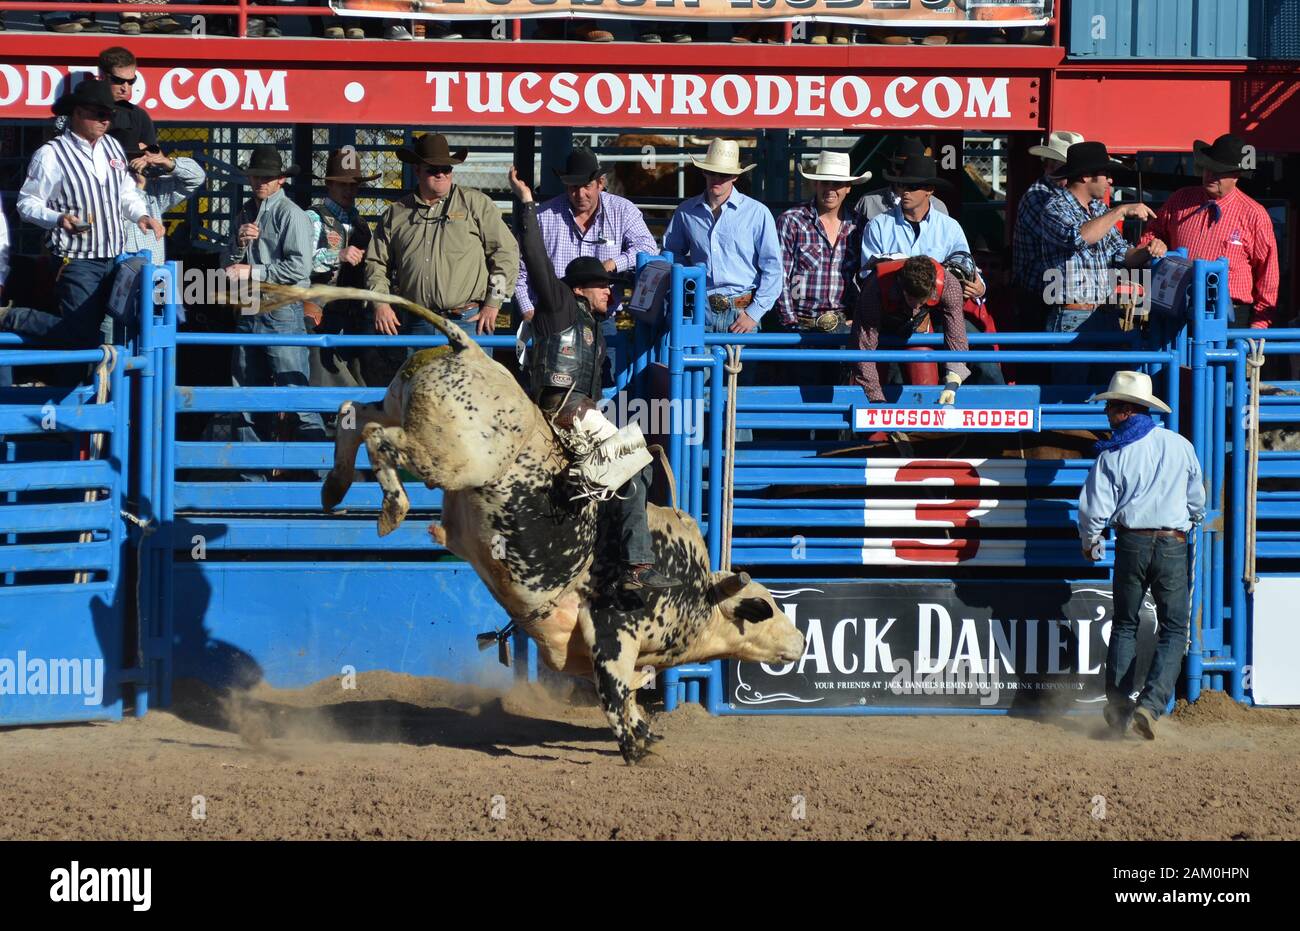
{"left": 1078, "top": 426, "right": 1206, "bottom": 543}
{"left": 859, "top": 202, "right": 971, "bottom": 274}
{"left": 662, "top": 188, "right": 783, "bottom": 322}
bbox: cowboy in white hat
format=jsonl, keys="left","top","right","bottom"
{"left": 1078, "top": 371, "right": 1205, "bottom": 741}
{"left": 773, "top": 152, "right": 872, "bottom": 339}
{"left": 663, "top": 139, "right": 782, "bottom": 335}
{"left": 1013, "top": 130, "right": 1083, "bottom": 324}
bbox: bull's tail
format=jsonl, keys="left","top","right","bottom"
{"left": 257, "top": 283, "right": 483, "bottom": 357}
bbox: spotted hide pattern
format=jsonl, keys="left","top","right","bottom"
{"left": 323, "top": 344, "right": 804, "bottom": 764}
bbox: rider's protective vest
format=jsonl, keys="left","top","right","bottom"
{"left": 875, "top": 258, "right": 946, "bottom": 335}
{"left": 528, "top": 298, "right": 605, "bottom": 403}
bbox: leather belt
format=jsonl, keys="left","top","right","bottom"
{"left": 708, "top": 292, "right": 754, "bottom": 312}
{"left": 795, "top": 310, "right": 847, "bottom": 332}
{"left": 1118, "top": 527, "right": 1187, "bottom": 541}
{"left": 440, "top": 301, "right": 481, "bottom": 320}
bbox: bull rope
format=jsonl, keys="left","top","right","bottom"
{"left": 75, "top": 345, "right": 117, "bottom": 585}
{"left": 1245, "top": 338, "right": 1265, "bottom": 595}
{"left": 720, "top": 344, "right": 743, "bottom": 572}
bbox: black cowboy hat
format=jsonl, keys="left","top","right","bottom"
{"left": 562, "top": 256, "right": 614, "bottom": 289}
{"left": 317, "top": 148, "right": 380, "bottom": 183}
{"left": 554, "top": 148, "right": 609, "bottom": 186}
{"left": 395, "top": 133, "right": 467, "bottom": 168}
{"left": 240, "top": 144, "right": 300, "bottom": 178}
{"left": 882, "top": 154, "right": 954, "bottom": 192}
{"left": 51, "top": 78, "right": 115, "bottom": 117}
{"left": 1193, "top": 133, "right": 1253, "bottom": 177}
{"left": 1051, "top": 141, "right": 1126, "bottom": 180}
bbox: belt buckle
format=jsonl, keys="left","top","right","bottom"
{"left": 814, "top": 310, "right": 841, "bottom": 333}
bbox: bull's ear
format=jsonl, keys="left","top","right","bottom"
{"left": 709, "top": 571, "right": 751, "bottom": 604}
{"left": 732, "top": 597, "right": 774, "bottom": 624}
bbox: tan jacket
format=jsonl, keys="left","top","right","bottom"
{"left": 365, "top": 185, "right": 519, "bottom": 312}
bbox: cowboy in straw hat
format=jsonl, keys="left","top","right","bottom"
{"left": 774, "top": 152, "right": 871, "bottom": 338}
{"left": 1013, "top": 131, "right": 1083, "bottom": 310}
{"left": 664, "top": 139, "right": 782, "bottom": 335}
{"left": 1078, "top": 370, "right": 1204, "bottom": 741}
{"left": 1135, "top": 133, "right": 1279, "bottom": 328}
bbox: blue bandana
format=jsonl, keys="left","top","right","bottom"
{"left": 1095, "top": 412, "right": 1157, "bottom": 454}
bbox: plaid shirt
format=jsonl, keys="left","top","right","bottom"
{"left": 1012, "top": 175, "right": 1063, "bottom": 293}
{"left": 774, "top": 201, "right": 860, "bottom": 327}
{"left": 513, "top": 191, "right": 657, "bottom": 315}
{"left": 1139, "top": 185, "right": 1280, "bottom": 328}
{"left": 1041, "top": 191, "right": 1129, "bottom": 306}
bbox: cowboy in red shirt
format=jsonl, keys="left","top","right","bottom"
{"left": 1140, "top": 134, "right": 1280, "bottom": 329}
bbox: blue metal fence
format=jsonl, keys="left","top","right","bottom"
{"left": 1, "top": 254, "right": 1293, "bottom": 725}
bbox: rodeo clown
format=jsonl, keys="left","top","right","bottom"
{"left": 508, "top": 166, "right": 680, "bottom": 593}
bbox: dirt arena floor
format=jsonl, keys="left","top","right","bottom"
{"left": 1, "top": 672, "right": 1297, "bottom": 840}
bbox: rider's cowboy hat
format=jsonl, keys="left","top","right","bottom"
{"left": 799, "top": 151, "right": 872, "bottom": 185}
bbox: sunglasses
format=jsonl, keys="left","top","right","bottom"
{"left": 80, "top": 107, "right": 114, "bottom": 122}
{"left": 422, "top": 165, "right": 453, "bottom": 176}
{"left": 892, "top": 183, "right": 928, "bottom": 192}
{"left": 109, "top": 74, "right": 138, "bottom": 86}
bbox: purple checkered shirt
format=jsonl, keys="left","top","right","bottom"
{"left": 774, "top": 201, "right": 861, "bottom": 327}
{"left": 513, "top": 191, "right": 658, "bottom": 315}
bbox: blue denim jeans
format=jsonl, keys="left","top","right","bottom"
{"left": 1045, "top": 305, "right": 1120, "bottom": 387}
{"left": 231, "top": 304, "right": 327, "bottom": 480}
{"left": 704, "top": 304, "right": 754, "bottom": 440}
{"left": 1107, "top": 530, "right": 1191, "bottom": 719}
{"left": 1, "top": 258, "right": 116, "bottom": 349}
{"left": 400, "top": 312, "right": 476, "bottom": 357}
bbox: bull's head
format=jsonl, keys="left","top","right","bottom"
{"left": 705, "top": 571, "right": 805, "bottom": 665}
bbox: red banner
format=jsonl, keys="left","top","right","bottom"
{"left": 0, "top": 63, "right": 1042, "bottom": 128}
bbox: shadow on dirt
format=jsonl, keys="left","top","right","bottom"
{"left": 168, "top": 678, "right": 617, "bottom": 758}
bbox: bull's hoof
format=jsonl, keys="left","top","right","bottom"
{"left": 621, "top": 744, "right": 652, "bottom": 765}
{"left": 321, "top": 471, "right": 350, "bottom": 512}
{"left": 377, "top": 493, "right": 409, "bottom": 537}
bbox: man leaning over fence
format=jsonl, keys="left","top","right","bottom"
{"left": 221, "top": 144, "right": 326, "bottom": 478}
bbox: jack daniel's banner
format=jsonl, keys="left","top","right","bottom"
{"left": 328, "top": 0, "right": 1052, "bottom": 26}
{"left": 728, "top": 581, "right": 1157, "bottom": 711}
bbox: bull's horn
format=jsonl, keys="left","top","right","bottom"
{"left": 710, "top": 571, "right": 751, "bottom": 602}
{"left": 258, "top": 283, "right": 486, "bottom": 358}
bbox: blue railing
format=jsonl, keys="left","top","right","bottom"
{"left": 1, "top": 254, "right": 1292, "bottom": 724}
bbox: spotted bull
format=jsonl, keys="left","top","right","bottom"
{"left": 261, "top": 283, "right": 805, "bottom": 763}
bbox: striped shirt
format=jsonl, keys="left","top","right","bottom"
{"left": 513, "top": 191, "right": 657, "bottom": 316}
{"left": 1139, "top": 185, "right": 1280, "bottom": 327}
{"left": 774, "top": 201, "right": 860, "bottom": 326}
{"left": 16, "top": 130, "right": 148, "bottom": 259}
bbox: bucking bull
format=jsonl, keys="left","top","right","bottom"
{"left": 262, "top": 284, "right": 804, "bottom": 764}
